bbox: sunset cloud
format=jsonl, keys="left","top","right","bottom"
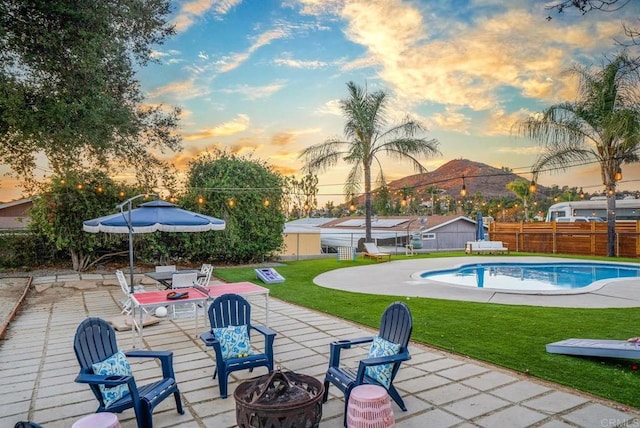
{"left": 147, "top": 79, "right": 208, "bottom": 101}
{"left": 183, "top": 114, "right": 250, "bottom": 141}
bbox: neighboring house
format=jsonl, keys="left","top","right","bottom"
{"left": 0, "top": 198, "right": 32, "bottom": 231}
{"left": 282, "top": 215, "right": 481, "bottom": 256}
{"left": 279, "top": 217, "right": 329, "bottom": 259}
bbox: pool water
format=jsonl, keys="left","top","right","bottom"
{"left": 419, "top": 262, "right": 640, "bottom": 291}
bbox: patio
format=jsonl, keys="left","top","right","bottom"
{"left": 1, "top": 273, "right": 639, "bottom": 427}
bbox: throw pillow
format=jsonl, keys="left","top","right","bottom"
{"left": 212, "top": 324, "right": 253, "bottom": 360}
{"left": 91, "top": 350, "right": 132, "bottom": 408}
{"left": 365, "top": 336, "right": 401, "bottom": 388}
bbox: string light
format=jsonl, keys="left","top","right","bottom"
{"left": 228, "top": 198, "right": 236, "bottom": 208}
{"left": 460, "top": 176, "right": 467, "bottom": 197}
{"left": 263, "top": 198, "right": 270, "bottom": 207}
{"left": 529, "top": 180, "right": 537, "bottom": 193}
{"left": 579, "top": 188, "right": 585, "bottom": 199}
{"left": 197, "top": 195, "right": 204, "bottom": 204}
{"left": 615, "top": 167, "right": 622, "bottom": 182}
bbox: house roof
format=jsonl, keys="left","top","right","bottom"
{"left": 320, "top": 215, "right": 475, "bottom": 234}
{"left": 0, "top": 197, "right": 33, "bottom": 211}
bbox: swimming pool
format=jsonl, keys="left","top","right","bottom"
{"left": 419, "top": 262, "right": 640, "bottom": 291}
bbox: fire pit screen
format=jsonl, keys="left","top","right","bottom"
{"left": 234, "top": 369, "right": 324, "bottom": 428}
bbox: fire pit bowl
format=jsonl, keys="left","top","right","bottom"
{"left": 234, "top": 369, "right": 324, "bottom": 428}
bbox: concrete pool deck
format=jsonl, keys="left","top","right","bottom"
{"left": 314, "top": 256, "right": 640, "bottom": 308}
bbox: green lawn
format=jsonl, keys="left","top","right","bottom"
{"left": 214, "top": 253, "right": 640, "bottom": 408}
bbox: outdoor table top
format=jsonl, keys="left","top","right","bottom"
{"left": 132, "top": 282, "right": 269, "bottom": 307}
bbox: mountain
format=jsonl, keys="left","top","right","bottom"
{"left": 384, "top": 158, "right": 546, "bottom": 199}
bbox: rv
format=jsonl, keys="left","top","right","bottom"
{"left": 546, "top": 198, "right": 640, "bottom": 222}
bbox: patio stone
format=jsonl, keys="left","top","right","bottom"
{"left": 491, "top": 379, "right": 553, "bottom": 402}
{"left": 417, "top": 382, "right": 480, "bottom": 406}
{"left": 475, "top": 405, "right": 548, "bottom": 427}
{"left": 442, "top": 393, "right": 511, "bottom": 419}
{"left": 561, "top": 403, "right": 639, "bottom": 427}
{"left": 438, "top": 362, "right": 491, "bottom": 381}
{"left": 524, "top": 390, "right": 589, "bottom": 413}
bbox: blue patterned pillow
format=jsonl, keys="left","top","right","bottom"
{"left": 212, "top": 324, "right": 253, "bottom": 360}
{"left": 365, "top": 336, "right": 401, "bottom": 388}
{"left": 91, "top": 350, "right": 132, "bottom": 408}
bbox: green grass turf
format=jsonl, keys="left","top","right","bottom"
{"left": 214, "top": 253, "right": 640, "bottom": 408}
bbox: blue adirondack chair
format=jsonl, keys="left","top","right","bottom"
{"left": 200, "top": 293, "right": 276, "bottom": 398}
{"left": 323, "top": 302, "right": 412, "bottom": 425}
{"left": 73, "top": 317, "right": 184, "bottom": 428}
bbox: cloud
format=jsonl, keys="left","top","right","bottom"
{"left": 431, "top": 107, "right": 471, "bottom": 134}
{"left": 341, "top": 55, "right": 380, "bottom": 71}
{"left": 173, "top": 0, "right": 242, "bottom": 32}
{"left": 219, "top": 82, "right": 286, "bottom": 100}
{"left": 316, "top": 99, "right": 342, "bottom": 116}
{"left": 334, "top": 0, "right": 627, "bottom": 114}
{"left": 484, "top": 108, "right": 530, "bottom": 137}
{"left": 274, "top": 57, "right": 327, "bottom": 69}
{"left": 219, "top": 28, "right": 289, "bottom": 72}
{"left": 147, "top": 79, "right": 209, "bottom": 101}
{"left": 183, "top": 114, "right": 250, "bottom": 140}
{"left": 271, "top": 128, "right": 321, "bottom": 147}
{"left": 496, "top": 145, "right": 545, "bottom": 155}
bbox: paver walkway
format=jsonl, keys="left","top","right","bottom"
{"left": 0, "top": 273, "right": 638, "bottom": 427}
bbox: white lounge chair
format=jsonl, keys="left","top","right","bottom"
{"left": 362, "top": 243, "right": 392, "bottom": 262}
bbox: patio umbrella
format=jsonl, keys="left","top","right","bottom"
{"left": 83, "top": 198, "right": 225, "bottom": 292}
{"left": 476, "top": 211, "right": 485, "bottom": 241}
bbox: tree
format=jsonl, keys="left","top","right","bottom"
{"left": 506, "top": 179, "right": 533, "bottom": 222}
{"left": 299, "top": 81, "right": 440, "bottom": 241}
{"left": 29, "top": 171, "right": 141, "bottom": 271}
{"left": 0, "top": 0, "right": 181, "bottom": 191}
{"left": 516, "top": 52, "right": 640, "bottom": 256}
{"left": 183, "top": 150, "right": 285, "bottom": 263}
{"left": 283, "top": 174, "right": 319, "bottom": 219}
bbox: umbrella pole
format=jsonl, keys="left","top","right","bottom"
{"left": 128, "top": 208, "right": 134, "bottom": 294}
{"left": 119, "top": 198, "right": 135, "bottom": 294}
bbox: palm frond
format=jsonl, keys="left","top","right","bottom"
{"left": 299, "top": 140, "right": 347, "bottom": 174}
{"left": 532, "top": 146, "right": 595, "bottom": 175}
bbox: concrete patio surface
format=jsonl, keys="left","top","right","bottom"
{"left": 1, "top": 268, "right": 639, "bottom": 427}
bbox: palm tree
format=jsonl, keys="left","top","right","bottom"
{"left": 299, "top": 81, "right": 440, "bottom": 242}
{"left": 506, "top": 179, "right": 533, "bottom": 222}
{"left": 516, "top": 52, "right": 640, "bottom": 256}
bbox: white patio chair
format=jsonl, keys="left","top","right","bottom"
{"left": 116, "top": 270, "right": 146, "bottom": 315}
{"left": 170, "top": 272, "right": 198, "bottom": 319}
{"left": 196, "top": 263, "right": 214, "bottom": 287}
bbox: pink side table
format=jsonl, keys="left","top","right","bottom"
{"left": 346, "top": 384, "right": 395, "bottom": 428}
{"left": 72, "top": 412, "right": 121, "bottom": 428}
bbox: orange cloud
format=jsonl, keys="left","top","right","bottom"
{"left": 183, "top": 115, "right": 250, "bottom": 141}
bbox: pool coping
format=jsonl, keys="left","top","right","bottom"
{"left": 313, "top": 256, "right": 640, "bottom": 308}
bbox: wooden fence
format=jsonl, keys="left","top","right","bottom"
{"left": 488, "top": 221, "right": 640, "bottom": 258}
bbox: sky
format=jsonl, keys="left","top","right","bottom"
{"left": 1, "top": 0, "right": 639, "bottom": 205}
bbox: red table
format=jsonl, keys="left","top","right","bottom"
{"left": 130, "top": 282, "right": 270, "bottom": 347}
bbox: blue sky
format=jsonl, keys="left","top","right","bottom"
{"left": 1, "top": 0, "right": 638, "bottom": 203}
